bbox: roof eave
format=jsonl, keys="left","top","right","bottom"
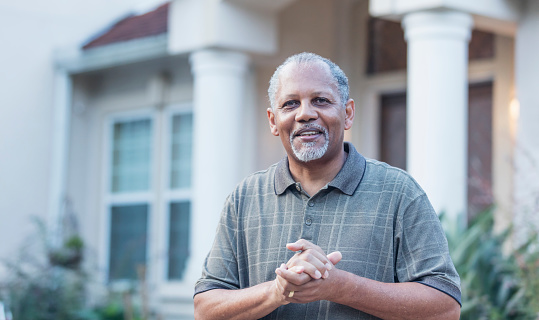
{"left": 55, "top": 33, "right": 169, "bottom": 74}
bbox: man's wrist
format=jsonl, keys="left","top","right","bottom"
{"left": 323, "top": 268, "right": 349, "bottom": 302}
{"left": 267, "top": 278, "right": 289, "bottom": 307}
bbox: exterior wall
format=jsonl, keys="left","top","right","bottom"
{"left": 514, "top": 0, "right": 539, "bottom": 240}
{"left": 0, "top": 0, "right": 167, "bottom": 278}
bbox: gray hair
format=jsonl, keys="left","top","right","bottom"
{"left": 268, "top": 52, "right": 349, "bottom": 110}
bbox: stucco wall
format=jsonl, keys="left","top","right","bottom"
{"left": 0, "top": 0, "right": 167, "bottom": 277}
{"left": 514, "top": 0, "right": 539, "bottom": 239}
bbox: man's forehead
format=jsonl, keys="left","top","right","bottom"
{"left": 278, "top": 61, "right": 337, "bottom": 89}
{"left": 280, "top": 60, "right": 331, "bottom": 77}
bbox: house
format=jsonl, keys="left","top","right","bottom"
{"left": 1, "top": 0, "right": 538, "bottom": 319}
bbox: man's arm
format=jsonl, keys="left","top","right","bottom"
{"left": 277, "top": 240, "right": 460, "bottom": 320}
{"left": 277, "top": 267, "right": 460, "bottom": 320}
{"left": 194, "top": 281, "right": 283, "bottom": 320}
{"left": 193, "top": 248, "right": 338, "bottom": 320}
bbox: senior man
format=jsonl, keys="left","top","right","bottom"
{"left": 193, "top": 52, "right": 461, "bottom": 319}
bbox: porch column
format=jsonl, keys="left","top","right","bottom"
{"left": 402, "top": 10, "right": 473, "bottom": 219}
{"left": 186, "top": 48, "right": 250, "bottom": 281}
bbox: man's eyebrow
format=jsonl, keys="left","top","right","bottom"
{"left": 281, "top": 94, "right": 299, "bottom": 100}
{"left": 311, "top": 91, "right": 333, "bottom": 96}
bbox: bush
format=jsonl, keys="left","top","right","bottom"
{"left": 444, "top": 209, "right": 539, "bottom": 319}
{"left": 0, "top": 219, "right": 87, "bottom": 320}
{"left": 0, "top": 218, "right": 157, "bottom": 320}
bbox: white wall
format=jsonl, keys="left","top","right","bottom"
{"left": 0, "top": 0, "right": 167, "bottom": 276}
{"left": 514, "top": 0, "right": 539, "bottom": 240}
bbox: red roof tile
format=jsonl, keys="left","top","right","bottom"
{"left": 83, "top": 2, "right": 169, "bottom": 50}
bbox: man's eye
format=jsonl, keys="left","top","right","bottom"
{"left": 313, "top": 97, "right": 330, "bottom": 105}
{"left": 282, "top": 100, "right": 300, "bottom": 109}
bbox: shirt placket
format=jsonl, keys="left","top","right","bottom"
{"left": 295, "top": 182, "right": 318, "bottom": 241}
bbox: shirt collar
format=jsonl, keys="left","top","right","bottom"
{"left": 274, "top": 142, "right": 366, "bottom": 195}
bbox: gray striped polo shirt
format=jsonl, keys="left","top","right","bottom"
{"left": 195, "top": 142, "right": 461, "bottom": 319}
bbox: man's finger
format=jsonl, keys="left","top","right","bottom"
{"left": 286, "top": 239, "right": 320, "bottom": 252}
{"left": 276, "top": 266, "right": 312, "bottom": 286}
{"left": 327, "top": 251, "right": 342, "bottom": 266}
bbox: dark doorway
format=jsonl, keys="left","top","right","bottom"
{"left": 379, "top": 92, "right": 407, "bottom": 171}
{"left": 467, "top": 81, "right": 494, "bottom": 221}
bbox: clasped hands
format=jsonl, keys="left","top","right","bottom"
{"left": 273, "top": 239, "right": 342, "bottom": 305}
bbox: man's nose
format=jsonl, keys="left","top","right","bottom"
{"left": 295, "top": 102, "right": 318, "bottom": 122}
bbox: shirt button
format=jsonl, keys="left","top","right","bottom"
{"left": 295, "top": 183, "right": 301, "bottom": 192}
{"left": 305, "top": 218, "right": 312, "bottom": 226}
{"left": 308, "top": 202, "right": 314, "bottom": 207}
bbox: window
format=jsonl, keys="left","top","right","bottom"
{"left": 104, "top": 106, "right": 192, "bottom": 283}
{"left": 165, "top": 112, "right": 193, "bottom": 280}
{"left": 109, "top": 204, "right": 148, "bottom": 280}
{"left": 111, "top": 119, "right": 152, "bottom": 193}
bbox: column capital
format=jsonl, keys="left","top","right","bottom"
{"left": 189, "top": 49, "right": 250, "bottom": 76}
{"left": 169, "top": 0, "right": 278, "bottom": 55}
{"left": 370, "top": 0, "right": 519, "bottom": 36}
{"left": 402, "top": 10, "right": 473, "bottom": 42}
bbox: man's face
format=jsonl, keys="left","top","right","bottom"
{"left": 267, "top": 61, "right": 354, "bottom": 163}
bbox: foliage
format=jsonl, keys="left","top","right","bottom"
{"left": 444, "top": 209, "right": 539, "bottom": 320}
{"left": 76, "top": 290, "right": 145, "bottom": 320}
{"left": 0, "top": 218, "right": 155, "bottom": 320}
{"left": 0, "top": 219, "right": 87, "bottom": 320}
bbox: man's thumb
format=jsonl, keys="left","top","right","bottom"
{"left": 327, "top": 251, "right": 342, "bottom": 265}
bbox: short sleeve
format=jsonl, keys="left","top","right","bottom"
{"left": 194, "top": 195, "right": 241, "bottom": 296}
{"left": 395, "top": 194, "right": 462, "bottom": 305}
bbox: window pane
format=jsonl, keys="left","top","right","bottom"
{"left": 170, "top": 114, "right": 193, "bottom": 189}
{"left": 109, "top": 204, "right": 148, "bottom": 281}
{"left": 168, "top": 201, "right": 190, "bottom": 280}
{"left": 111, "top": 119, "right": 152, "bottom": 193}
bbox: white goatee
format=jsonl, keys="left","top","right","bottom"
{"left": 290, "top": 123, "right": 329, "bottom": 162}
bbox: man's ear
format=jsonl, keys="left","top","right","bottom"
{"left": 267, "top": 108, "right": 279, "bottom": 136}
{"left": 344, "top": 99, "right": 355, "bottom": 130}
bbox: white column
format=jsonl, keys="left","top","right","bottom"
{"left": 48, "top": 69, "right": 72, "bottom": 245}
{"left": 402, "top": 10, "right": 473, "bottom": 219}
{"left": 186, "top": 49, "right": 250, "bottom": 282}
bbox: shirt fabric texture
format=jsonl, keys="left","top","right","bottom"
{"left": 194, "top": 142, "right": 461, "bottom": 319}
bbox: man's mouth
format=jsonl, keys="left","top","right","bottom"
{"left": 296, "top": 129, "right": 322, "bottom": 137}
{"left": 292, "top": 124, "right": 327, "bottom": 138}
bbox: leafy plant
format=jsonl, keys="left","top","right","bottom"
{"left": 0, "top": 217, "right": 160, "bottom": 320}
{"left": 0, "top": 219, "right": 88, "bottom": 320}
{"left": 444, "top": 209, "right": 539, "bottom": 319}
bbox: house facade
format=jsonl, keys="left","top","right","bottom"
{"left": 1, "top": 0, "right": 538, "bottom": 319}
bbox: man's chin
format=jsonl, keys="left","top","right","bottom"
{"left": 292, "top": 146, "right": 327, "bottom": 162}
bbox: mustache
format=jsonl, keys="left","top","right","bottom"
{"left": 291, "top": 123, "right": 328, "bottom": 137}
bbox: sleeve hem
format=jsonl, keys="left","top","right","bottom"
{"left": 194, "top": 280, "right": 238, "bottom": 297}
{"left": 415, "top": 279, "right": 462, "bottom": 307}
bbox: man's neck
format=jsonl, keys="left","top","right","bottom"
{"left": 288, "top": 148, "right": 348, "bottom": 197}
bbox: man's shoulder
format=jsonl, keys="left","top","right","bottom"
{"left": 361, "top": 158, "right": 425, "bottom": 196}
{"left": 364, "top": 158, "right": 409, "bottom": 179}
{"left": 232, "top": 162, "right": 279, "bottom": 195}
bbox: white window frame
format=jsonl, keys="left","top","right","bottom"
{"left": 98, "top": 103, "right": 194, "bottom": 291}
{"left": 157, "top": 103, "right": 193, "bottom": 287}
{"left": 100, "top": 109, "right": 157, "bottom": 286}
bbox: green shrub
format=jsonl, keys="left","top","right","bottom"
{"left": 444, "top": 209, "right": 539, "bottom": 319}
